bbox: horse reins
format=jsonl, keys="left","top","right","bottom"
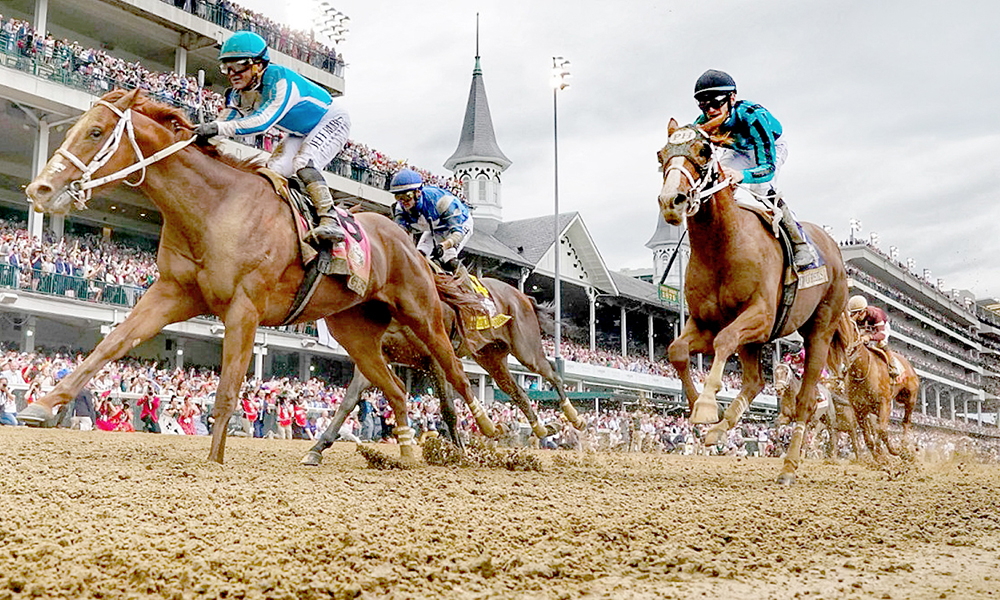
{"left": 661, "top": 129, "right": 736, "bottom": 218}
{"left": 55, "top": 100, "right": 196, "bottom": 210}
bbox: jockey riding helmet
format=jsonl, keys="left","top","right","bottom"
{"left": 389, "top": 169, "right": 423, "bottom": 195}
{"left": 694, "top": 69, "right": 737, "bottom": 101}
{"left": 848, "top": 295, "right": 868, "bottom": 314}
{"left": 219, "top": 31, "right": 271, "bottom": 63}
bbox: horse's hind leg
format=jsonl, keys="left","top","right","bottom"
{"left": 478, "top": 347, "right": 552, "bottom": 439}
{"left": 508, "top": 328, "right": 584, "bottom": 430}
{"left": 302, "top": 366, "right": 372, "bottom": 466}
{"left": 704, "top": 344, "right": 764, "bottom": 445}
{"left": 18, "top": 280, "right": 204, "bottom": 427}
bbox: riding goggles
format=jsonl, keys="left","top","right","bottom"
{"left": 219, "top": 59, "right": 255, "bottom": 76}
{"left": 697, "top": 93, "right": 729, "bottom": 112}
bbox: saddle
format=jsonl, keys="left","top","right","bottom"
{"left": 739, "top": 202, "right": 829, "bottom": 341}
{"left": 867, "top": 344, "right": 903, "bottom": 382}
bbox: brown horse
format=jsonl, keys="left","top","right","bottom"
{"left": 657, "top": 121, "right": 849, "bottom": 484}
{"left": 773, "top": 363, "right": 863, "bottom": 460}
{"left": 842, "top": 316, "right": 919, "bottom": 458}
{"left": 301, "top": 277, "right": 584, "bottom": 464}
{"left": 21, "top": 89, "right": 499, "bottom": 463}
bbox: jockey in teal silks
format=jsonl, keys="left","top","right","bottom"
{"left": 194, "top": 31, "right": 349, "bottom": 246}
{"left": 692, "top": 69, "right": 814, "bottom": 269}
{"left": 389, "top": 169, "right": 473, "bottom": 273}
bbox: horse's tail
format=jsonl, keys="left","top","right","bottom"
{"left": 530, "top": 298, "right": 556, "bottom": 336}
{"left": 826, "top": 311, "right": 852, "bottom": 378}
{"left": 433, "top": 272, "right": 488, "bottom": 348}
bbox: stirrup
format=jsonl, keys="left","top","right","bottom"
{"left": 307, "top": 219, "right": 345, "bottom": 244}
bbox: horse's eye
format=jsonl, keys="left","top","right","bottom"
{"left": 89, "top": 128, "right": 103, "bottom": 140}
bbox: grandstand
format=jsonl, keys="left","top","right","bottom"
{"left": 0, "top": 0, "right": 996, "bottom": 429}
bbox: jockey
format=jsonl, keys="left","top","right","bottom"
{"left": 193, "top": 31, "right": 349, "bottom": 246}
{"left": 848, "top": 295, "right": 900, "bottom": 379}
{"left": 389, "top": 169, "right": 473, "bottom": 273}
{"left": 692, "top": 69, "right": 813, "bottom": 269}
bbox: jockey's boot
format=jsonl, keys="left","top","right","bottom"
{"left": 777, "top": 198, "right": 815, "bottom": 269}
{"left": 298, "top": 166, "right": 345, "bottom": 246}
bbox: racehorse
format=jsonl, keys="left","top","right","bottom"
{"left": 842, "top": 315, "right": 919, "bottom": 459}
{"left": 301, "top": 277, "right": 584, "bottom": 464}
{"left": 657, "top": 120, "right": 849, "bottom": 484}
{"left": 773, "top": 363, "right": 863, "bottom": 460}
{"left": 21, "top": 88, "right": 499, "bottom": 464}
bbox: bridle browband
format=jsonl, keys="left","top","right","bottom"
{"left": 54, "top": 100, "right": 196, "bottom": 209}
{"left": 660, "top": 127, "right": 735, "bottom": 217}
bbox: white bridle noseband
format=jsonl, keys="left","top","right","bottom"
{"left": 54, "top": 100, "right": 195, "bottom": 209}
{"left": 661, "top": 129, "right": 735, "bottom": 217}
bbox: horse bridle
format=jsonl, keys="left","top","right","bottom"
{"left": 660, "top": 127, "right": 735, "bottom": 217}
{"left": 54, "top": 100, "right": 195, "bottom": 209}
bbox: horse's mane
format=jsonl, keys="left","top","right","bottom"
{"left": 99, "top": 89, "right": 266, "bottom": 174}
{"left": 697, "top": 112, "right": 734, "bottom": 147}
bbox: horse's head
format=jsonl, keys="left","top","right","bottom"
{"left": 25, "top": 88, "right": 147, "bottom": 215}
{"left": 656, "top": 118, "right": 717, "bottom": 225}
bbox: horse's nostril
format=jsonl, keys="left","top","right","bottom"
{"left": 671, "top": 193, "right": 687, "bottom": 208}
{"left": 26, "top": 182, "right": 52, "bottom": 199}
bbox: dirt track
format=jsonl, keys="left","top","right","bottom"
{"left": 2, "top": 428, "right": 999, "bottom": 599}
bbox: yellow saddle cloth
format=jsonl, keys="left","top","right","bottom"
{"left": 467, "top": 275, "right": 512, "bottom": 330}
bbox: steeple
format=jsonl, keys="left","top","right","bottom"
{"left": 444, "top": 15, "right": 510, "bottom": 234}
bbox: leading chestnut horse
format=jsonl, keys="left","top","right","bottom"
{"left": 21, "top": 89, "right": 498, "bottom": 463}
{"left": 657, "top": 121, "right": 849, "bottom": 484}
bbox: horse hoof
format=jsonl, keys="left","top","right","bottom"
{"left": 690, "top": 399, "right": 719, "bottom": 424}
{"left": 703, "top": 424, "right": 727, "bottom": 446}
{"left": 776, "top": 472, "right": 796, "bottom": 486}
{"left": 301, "top": 451, "right": 323, "bottom": 466}
{"left": 18, "top": 404, "right": 57, "bottom": 428}
{"left": 399, "top": 444, "right": 417, "bottom": 463}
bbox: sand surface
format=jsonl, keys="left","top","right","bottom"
{"left": 2, "top": 428, "right": 999, "bottom": 599}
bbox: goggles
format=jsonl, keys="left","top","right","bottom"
{"left": 697, "top": 93, "right": 730, "bottom": 112}
{"left": 394, "top": 190, "right": 418, "bottom": 202}
{"left": 219, "top": 59, "right": 255, "bottom": 76}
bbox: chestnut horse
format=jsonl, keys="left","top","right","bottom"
{"left": 774, "top": 363, "right": 863, "bottom": 460}
{"left": 842, "top": 317, "right": 919, "bottom": 459}
{"left": 21, "top": 89, "right": 498, "bottom": 463}
{"left": 301, "top": 277, "right": 584, "bottom": 465}
{"left": 657, "top": 121, "right": 849, "bottom": 484}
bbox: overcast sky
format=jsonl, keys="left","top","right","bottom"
{"left": 246, "top": 0, "right": 999, "bottom": 300}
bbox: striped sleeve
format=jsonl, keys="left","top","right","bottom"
{"left": 434, "top": 195, "right": 469, "bottom": 236}
{"left": 217, "top": 71, "right": 293, "bottom": 137}
{"left": 741, "top": 106, "right": 778, "bottom": 184}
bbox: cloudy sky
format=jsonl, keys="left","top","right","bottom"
{"left": 249, "top": 0, "right": 999, "bottom": 299}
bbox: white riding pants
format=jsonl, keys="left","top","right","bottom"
{"left": 267, "top": 103, "right": 352, "bottom": 177}
{"left": 718, "top": 137, "right": 788, "bottom": 199}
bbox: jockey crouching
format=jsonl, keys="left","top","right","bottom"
{"left": 389, "top": 169, "right": 473, "bottom": 274}
{"left": 848, "top": 295, "right": 901, "bottom": 380}
{"left": 693, "top": 69, "right": 815, "bottom": 269}
{"left": 194, "top": 31, "right": 350, "bottom": 248}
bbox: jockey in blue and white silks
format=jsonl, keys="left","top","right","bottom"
{"left": 194, "top": 31, "right": 349, "bottom": 246}
{"left": 691, "top": 69, "right": 812, "bottom": 269}
{"left": 389, "top": 169, "right": 473, "bottom": 273}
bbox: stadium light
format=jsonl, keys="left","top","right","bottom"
{"left": 889, "top": 245, "right": 899, "bottom": 261}
{"left": 848, "top": 218, "right": 862, "bottom": 244}
{"left": 552, "top": 56, "right": 570, "bottom": 375}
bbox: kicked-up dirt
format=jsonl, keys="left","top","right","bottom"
{"left": 1, "top": 427, "right": 999, "bottom": 599}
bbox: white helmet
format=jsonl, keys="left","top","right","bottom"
{"left": 847, "top": 295, "right": 868, "bottom": 313}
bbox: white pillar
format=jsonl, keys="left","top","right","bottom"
{"left": 33, "top": 0, "right": 48, "bottom": 36}
{"left": 28, "top": 117, "right": 50, "bottom": 240}
{"left": 175, "top": 341, "right": 185, "bottom": 370}
{"left": 620, "top": 306, "right": 627, "bottom": 357}
{"left": 950, "top": 394, "right": 955, "bottom": 421}
{"left": 935, "top": 388, "right": 941, "bottom": 419}
{"left": 647, "top": 313, "right": 654, "bottom": 362}
{"left": 298, "top": 351, "right": 311, "bottom": 382}
{"left": 977, "top": 399, "right": 982, "bottom": 426}
{"left": 253, "top": 345, "right": 266, "bottom": 380}
{"left": 964, "top": 396, "right": 969, "bottom": 423}
{"left": 478, "top": 373, "right": 487, "bottom": 404}
{"left": 22, "top": 315, "right": 36, "bottom": 353}
{"left": 175, "top": 45, "right": 188, "bottom": 76}
{"left": 588, "top": 288, "right": 597, "bottom": 352}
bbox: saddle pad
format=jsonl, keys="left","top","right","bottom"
{"left": 467, "top": 275, "right": 512, "bottom": 330}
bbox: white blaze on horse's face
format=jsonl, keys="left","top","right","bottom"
{"left": 658, "top": 155, "right": 693, "bottom": 226}
{"left": 25, "top": 114, "right": 102, "bottom": 215}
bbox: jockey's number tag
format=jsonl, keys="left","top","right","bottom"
{"left": 668, "top": 129, "right": 697, "bottom": 144}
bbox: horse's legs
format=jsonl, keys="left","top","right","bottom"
{"left": 477, "top": 347, "right": 553, "bottom": 439}
{"left": 877, "top": 379, "right": 903, "bottom": 457}
{"left": 668, "top": 321, "right": 714, "bottom": 412}
{"left": 690, "top": 307, "right": 770, "bottom": 424}
{"left": 208, "top": 294, "right": 260, "bottom": 464}
{"left": 508, "top": 319, "right": 584, "bottom": 429}
{"left": 326, "top": 306, "right": 419, "bottom": 460}
{"left": 302, "top": 366, "right": 372, "bottom": 466}
{"left": 704, "top": 344, "right": 765, "bottom": 445}
{"left": 18, "top": 281, "right": 204, "bottom": 426}
{"left": 394, "top": 310, "right": 498, "bottom": 438}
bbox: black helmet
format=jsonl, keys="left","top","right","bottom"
{"left": 694, "top": 69, "right": 737, "bottom": 100}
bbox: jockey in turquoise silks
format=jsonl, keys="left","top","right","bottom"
{"left": 194, "top": 31, "right": 349, "bottom": 246}
{"left": 692, "top": 69, "right": 814, "bottom": 269}
{"left": 389, "top": 169, "right": 473, "bottom": 273}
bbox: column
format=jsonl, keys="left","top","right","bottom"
{"left": 620, "top": 306, "right": 627, "bottom": 357}
{"left": 950, "top": 393, "right": 955, "bottom": 421}
{"left": 518, "top": 267, "right": 530, "bottom": 293}
{"left": 587, "top": 287, "right": 597, "bottom": 351}
{"left": 647, "top": 313, "right": 655, "bottom": 363}
{"left": 935, "top": 387, "right": 941, "bottom": 419}
{"left": 175, "top": 339, "right": 185, "bottom": 370}
{"left": 33, "top": 0, "right": 48, "bottom": 36}
{"left": 920, "top": 383, "right": 927, "bottom": 415}
{"left": 298, "top": 351, "right": 311, "bottom": 382}
{"left": 253, "top": 345, "right": 267, "bottom": 381}
{"left": 175, "top": 46, "right": 188, "bottom": 76}
{"left": 49, "top": 215, "right": 64, "bottom": 239}
{"left": 28, "top": 117, "right": 50, "bottom": 240}
{"left": 977, "top": 399, "right": 983, "bottom": 426}
{"left": 963, "top": 396, "right": 969, "bottom": 423}
{"left": 22, "top": 315, "right": 37, "bottom": 353}
{"left": 478, "top": 373, "right": 487, "bottom": 404}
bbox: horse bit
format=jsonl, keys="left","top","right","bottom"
{"left": 52, "top": 100, "right": 195, "bottom": 210}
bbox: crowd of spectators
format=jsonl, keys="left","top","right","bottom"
{"left": 892, "top": 318, "right": 977, "bottom": 362}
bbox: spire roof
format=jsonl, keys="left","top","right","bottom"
{"left": 444, "top": 56, "right": 511, "bottom": 171}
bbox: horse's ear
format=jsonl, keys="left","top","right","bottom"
{"left": 667, "top": 118, "right": 679, "bottom": 137}
{"left": 116, "top": 87, "right": 142, "bottom": 110}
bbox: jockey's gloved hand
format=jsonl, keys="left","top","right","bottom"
{"left": 430, "top": 245, "right": 444, "bottom": 261}
{"left": 722, "top": 167, "right": 744, "bottom": 184}
{"left": 193, "top": 122, "right": 219, "bottom": 143}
